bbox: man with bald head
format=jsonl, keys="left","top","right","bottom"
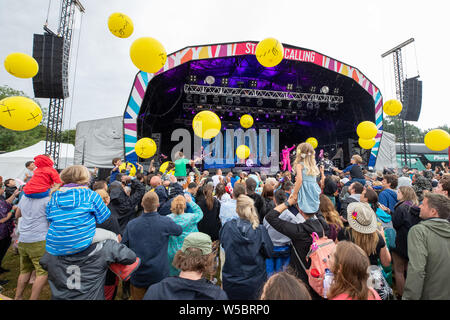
{"left": 122, "top": 191, "right": 182, "bottom": 300}
{"left": 150, "top": 176, "right": 168, "bottom": 209}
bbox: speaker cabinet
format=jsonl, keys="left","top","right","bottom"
{"left": 400, "top": 78, "right": 422, "bottom": 121}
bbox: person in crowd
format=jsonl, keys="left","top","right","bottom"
{"left": 390, "top": 186, "right": 421, "bottom": 299}
{"left": 322, "top": 175, "right": 338, "bottom": 206}
{"left": 327, "top": 241, "right": 381, "bottom": 300}
{"left": 339, "top": 182, "right": 364, "bottom": 223}
{"left": 263, "top": 190, "right": 302, "bottom": 276}
{"left": 0, "top": 189, "right": 18, "bottom": 284}
{"left": 218, "top": 183, "right": 246, "bottom": 226}
{"left": 245, "top": 177, "right": 266, "bottom": 223}
{"left": 333, "top": 154, "right": 366, "bottom": 186}
{"left": 403, "top": 193, "right": 450, "bottom": 300}
{"left": 173, "top": 151, "right": 192, "bottom": 183}
{"left": 291, "top": 142, "right": 321, "bottom": 216}
{"left": 149, "top": 175, "right": 169, "bottom": 209}
{"left": 319, "top": 194, "right": 343, "bottom": 241}
{"left": 158, "top": 176, "right": 188, "bottom": 216}
{"left": 121, "top": 191, "right": 183, "bottom": 300}
{"left": 167, "top": 194, "right": 203, "bottom": 276}
{"left": 211, "top": 169, "right": 224, "bottom": 188}
{"left": 110, "top": 158, "right": 131, "bottom": 184}
{"left": 4, "top": 179, "right": 18, "bottom": 201}
{"left": 264, "top": 193, "right": 329, "bottom": 299}
{"left": 434, "top": 175, "right": 449, "bottom": 198}
{"left": 185, "top": 182, "right": 198, "bottom": 203}
{"left": 92, "top": 180, "right": 108, "bottom": 192}
{"left": 143, "top": 232, "right": 228, "bottom": 300}
{"left": 337, "top": 202, "right": 391, "bottom": 268}
{"left": 259, "top": 271, "right": 311, "bottom": 300}
{"left": 23, "top": 161, "right": 36, "bottom": 183}
{"left": 282, "top": 180, "right": 294, "bottom": 197}
{"left": 39, "top": 232, "right": 138, "bottom": 300}
{"left": 197, "top": 182, "right": 221, "bottom": 242}
{"left": 22, "top": 154, "right": 62, "bottom": 199}
{"left": 378, "top": 174, "right": 398, "bottom": 213}
{"left": 412, "top": 173, "right": 432, "bottom": 203}
{"left": 220, "top": 195, "right": 273, "bottom": 300}
{"left": 261, "top": 183, "right": 275, "bottom": 214}
{"left": 398, "top": 168, "right": 413, "bottom": 188}
{"left": 214, "top": 183, "right": 231, "bottom": 203}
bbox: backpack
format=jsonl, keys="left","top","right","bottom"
{"left": 291, "top": 223, "right": 336, "bottom": 298}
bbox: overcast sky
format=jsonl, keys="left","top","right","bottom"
{"left": 1, "top": 0, "right": 449, "bottom": 131}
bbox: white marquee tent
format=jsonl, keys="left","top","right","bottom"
{"left": 0, "top": 141, "right": 74, "bottom": 181}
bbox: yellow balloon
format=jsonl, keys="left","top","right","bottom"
{"left": 383, "top": 99, "right": 403, "bottom": 116}
{"left": 236, "top": 145, "right": 250, "bottom": 160}
{"left": 424, "top": 129, "right": 450, "bottom": 151}
{"left": 159, "top": 161, "right": 175, "bottom": 175}
{"left": 119, "top": 162, "right": 136, "bottom": 177}
{"left": 108, "top": 13, "right": 134, "bottom": 38}
{"left": 0, "top": 96, "right": 42, "bottom": 131}
{"left": 4, "top": 52, "right": 39, "bottom": 79}
{"left": 357, "top": 121, "right": 378, "bottom": 139}
{"left": 130, "top": 37, "right": 167, "bottom": 73}
{"left": 306, "top": 137, "right": 318, "bottom": 149}
{"left": 359, "top": 138, "right": 376, "bottom": 149}
{"left": 192, "top": 110, "right": 221, "bottom": 139}
{"left": 255, "top": 38, "right": 284, "bottom": 67}
{"left": 135, "top": 137, "right": 157, "bottom": 159}
{"left": 240, "top": 114, "right": 254, "bottom": 129}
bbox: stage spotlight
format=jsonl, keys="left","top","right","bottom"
{"left": 258, "top": 109, "right": 264, "bottom": 114}
{"left": 310, "top": 86, "right": 316, "bottom": 93}
{"left": 276, "top": 100, "right": 282, "bottom": 108}
{"left": 234, "top": 96, "right": 241, "bottom": 104}
{"left": 226, "top": 96, "right": 234, "bottom": 105}
{"left": 249, "top": 80, "right": 258, "bottom": 88}
{"left": 213, "top": 96, "right": 220, "bottom": 104}
{"left": 320, "top": 86, "right": 329, "bottom": 94}
{"left": 265, "top": 114, "right": 269, "bottom": 118}
{"left": 286, "top": 83, "right": 294, "bottom": 91}
{"left": 280, "top": 115, "right": 284, "bottom": 119}
{"left": 306, "top": 102, "right": 314, "bottom": 110}
{"left": 205, "top": 75, "right": 215, "bottom": 85}
{"left": 200, "top": 95, "right": 207, "bottom": 103}
{"left": 257, "top": 98, "right": 263, "bottom": 107}
{"left": 186, "top": 94, "right": 193, "bottom": 102}
{"left": 188, "top": 75, "right": 197, "bottom": 83}
{"left": 221, "top": 77, "right": 229, "bottom": 86}
{"left": 229, "top": 111, "right": 233, "bottom": 116}
{"left": 333, "top": 88, "right": 340, "bottom": 95}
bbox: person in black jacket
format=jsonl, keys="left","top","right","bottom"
{"left": 265, "top": 193, "right": 330, "bottom": 300}
{"left": 391, "top": 186, "right": 421, "bottom": 298}
{"left": 245, "top": 177, "right": 266, "bottom": 223}
{"left": 197, "top": 182, "right": 221, "bottom": 241}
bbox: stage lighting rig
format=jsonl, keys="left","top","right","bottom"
{"left": 249, "top": 80, "right": 258, "bottom": 88}
{"left": 188, "top": 75, "right": 197, "bottom": 83}
{"left": 200, "top": 95, "right": 207, "bottom": 103}
{"left": 225, "top": 96, "right": 234, "bottom": 105}
{"left": 276, "top": 100, "right": 282, "bottom": 108}
{"left": 221, "top": 77, "right": 229, "bottom": 86}
{"left": 286, "top": 83, "right": 294, "bottom": 91}
{"left": 320, "top": 86, "right": 329, "bottom": 94}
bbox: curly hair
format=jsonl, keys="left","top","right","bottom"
{"left": 172, "top": 247, "right": 215, "bottom": 275}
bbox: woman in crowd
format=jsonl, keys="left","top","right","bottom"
{"left": 261, "top": 183, "right": 275, "bottom": 214}
{"left": 214, "top": 183, "right": 231, "bottom": 203}
{"left": 319, "top": 194, "right": 343, "bottom": 241}
{"left": 220, "top": 195, "right": 273, "bottom": 300}
{"left": 391, "top": 186, "right": 421, "bottom": 299}
{"left": 168, "top": 194, "right": 204, "bottom": 276}
{"left": 327, "top": 241, "right": 381, "bottom": 300}
{"left": 197, "top": 182, "right": 221, "bottom": 242}
{"left": 260, "top": 271, "right": 311, "bottom": 300}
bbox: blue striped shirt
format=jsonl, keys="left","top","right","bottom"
{"left": 45, "top": 186, "right": 111, "bottom": 256}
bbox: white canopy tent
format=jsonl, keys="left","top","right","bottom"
{"left": 0, "top": 141, "right": 74, "bottom": 181}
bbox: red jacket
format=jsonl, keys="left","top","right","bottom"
{"left": 23, "top": 155, "right": 62, "bottom": 194}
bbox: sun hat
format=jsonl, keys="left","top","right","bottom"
{"left": 347, "top": 202, "right": 378, "bottom": 234}
{"left": 181, "top": 232, "right": 212, "bottom": 255}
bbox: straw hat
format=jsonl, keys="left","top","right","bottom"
{"left": 347, "top": 202, "right": 378, "bottom": 234}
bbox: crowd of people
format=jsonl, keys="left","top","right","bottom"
{"left": 0, "top": 146, "right": 449, "bottom": 301}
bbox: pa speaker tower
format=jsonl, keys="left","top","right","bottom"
{"left": 32, "top": 34, "right": 69, "bottom": 99}
{"left": 400, "top": 77, "right": 422, "bottom": 122}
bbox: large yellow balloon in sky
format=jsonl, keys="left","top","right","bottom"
{"left": 306, "top": 137, "right": 318, "bottom": 149}
{"left": 4, "top": 52, "right": 39, "bottom": 79}
{"left": 240, "top": 114, "right": 254, "bottom": 129}
{"left": 0, "top": 96, "right": 42, "bottom": 131}
{"left": 383, "top": 99, "right": 403, "bottom": 117}
{"left": 359, "top": 138, "right": 376, "bottom": 149}
{"left": 255, "top": 38, "right": 284, "bottom": 68}
{"left": 236, "top": 145, "right": 250, "bottom": 160}
{"left": 357, "top": 121, "right": 378, "bottom": 139}
{"left": 424, "top": 129, "right": 450, "bottom": 151}
{"left": 130, "top": 37, "right": 167, "bottom": 73}
{"left": 108, "top": 13, "right": 134, "bottom": 38}
{"left": 135, "top": 137, "right": 157, "bottom": 159}
{"left": 192, "top": 110, "right": 221, "bottom": 140}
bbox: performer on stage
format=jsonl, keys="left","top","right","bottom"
{"left": 281, "top": 144, "right": 296, "bottom": 172}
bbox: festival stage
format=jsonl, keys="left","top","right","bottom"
{"left": 122, "top": 41, "right": 384, "bottom": 172}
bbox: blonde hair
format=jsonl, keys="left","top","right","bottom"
{"left": 95, "top": 189, "right": 110, "bottom": 205}
{"left": 171, "top": 195, "right": 186, "bottom": 215}
{"left": 236, "top": 195, "right": 259, "bottom": 229}
{"left": 352, "top": 155, "right": 363, "bottom": 164}
{"left": 60, "top": 165, "right": 90, "bottom": 185}
{"left": 348, "top": 228, "right": 379, "bottom": 256}
{"left": 398, "top": 186, "right": 419, "bottom": 206}
{"left": 294, "top": 142, "right": 320, "bottom": 176}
